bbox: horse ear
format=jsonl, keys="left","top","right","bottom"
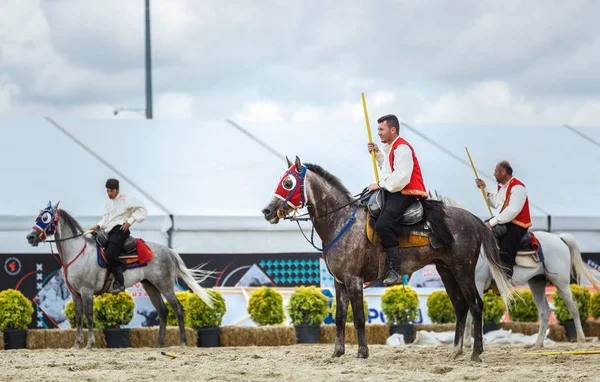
{"left": 286, "top": 156, "right": 293, "bottom": 168}
{"left": 47, "top": 200, "right": 52, "bottom": 209}
{"left": 294, "top": 156, "right": 302, "bottom": 173}
{"left": 53, "top": 201, "right": 60, "bottom": 210}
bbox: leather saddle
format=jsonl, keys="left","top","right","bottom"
{"left": 364, "top": 190, "right": 439, "bottom": 248}
{"left": 95, "top": 229, "right": 139, "bottom": 257}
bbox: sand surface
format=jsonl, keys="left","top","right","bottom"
{"left": 1, "top": 342, "right": 598, "bottom": 381}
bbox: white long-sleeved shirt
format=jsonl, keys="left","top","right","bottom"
{"left": 374, "top": 136, "right": 414, "bottom": 193}
{"left": 484, "top": 178, "right": 527, "bottom": 227}
{"left": 97, "top": 193, "right": 148, "bottom": 232}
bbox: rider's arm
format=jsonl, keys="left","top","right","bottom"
{"left": 125, "top": 197, "right": 148, "bottom": 226}
{"left": 97, "top": 202, "right": 110, "bottom": 229}
{"left": 375, "top": 150, "right": 385, "bottom": 169}
{"left": 483, "top": 187, "right": 500, "bottom": 209}
{"left": 489, "top": 185, "right": 527, "bottom": 226}
{"left": 378, "top": 144, "right": 413, "bottom": 193}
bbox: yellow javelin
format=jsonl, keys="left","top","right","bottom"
{"left": 362, "top": 92, "right": 379, "bottom": 182}
{"left": 465, "top": 146, "right": 493, "bottom": 217}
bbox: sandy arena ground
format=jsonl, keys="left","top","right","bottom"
{"left": 1, "top": 342, "right": 598, "bottom": 381}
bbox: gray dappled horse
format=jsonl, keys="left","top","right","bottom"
{"left": 262, "top": 156, "right": 516, "bottom": 362}
{"left": 26, "top": 201, "right": 215, "bottom": 349}
{"left": 429, "top": 192, "right": 600, "bottom": 348}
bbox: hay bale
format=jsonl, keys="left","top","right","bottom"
{"left": 584, "top": 321, "right": 600, "bottom": 338}
{"left": 548, "top": 324, "right": 566, "bottom": 342}
{"left": 499, "top": 322, "right": 539, "bottom": 336}
{"left": 318, "top": 324, "right": 390, "bottom": 345}
{"left": 27, "top": 329, "right": 107, "bottom": 349}
{"left": 220, "top": 325, "right": 295, "bottom": 347}
{"left": 129, "top": 327, "right": 197, "bottom": 348}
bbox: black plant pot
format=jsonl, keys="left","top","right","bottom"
{"left": 103, "top": 328, "right": 130, "bottom": 348}
{"left": 389, "top": 323, "right": 414, "bottom": 344}
{"left": 560, "top": 320, "right": 577, "bottom": 341}
{"left": 483, "top": 322, "right": 498, "bottom": 334}
{"left": 295, "top": 324, "right": 321, "bottom": 344}
{"left": 3, "top": 329, "right": 27, "bottom": 350}
{"left": 197, "top": 327, "right": 221, "bottom": 347}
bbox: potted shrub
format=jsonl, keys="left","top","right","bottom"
{"left": 482, "top": 289, "right": 505, "bottom": 332}
{"left": 164, "top": 290, "right": 193, "bottom": 326}
{"left": 330, "top": 297, "right": 369, "bottom": 323}
{"left": 508, "top": 289, "right": 538, "bottom": 322}
{"left": 0, "top": 289, "right": 34, "bottom": 349}
{"left": 287, "top": 286, "right": 329, "bottom": 343}
{"left": 95, "top": 291, "right": 135, "bottom": 348}
{"left": 381, "top": 285, "right": 420, "bottom": 344}
{"left": 552, "top": 284, "right": 591, "bottom": 341}
{"left": 426, "top": 290, "right": 456, "bottom": 324}
{"left": 185, "top": 289, "right": 227, "bottom": 347}
{"left": 247, "top": 286, "right": 285, "bottom": 326}
{"left": 591, "top": 291, "right": 600, "bottom": 320}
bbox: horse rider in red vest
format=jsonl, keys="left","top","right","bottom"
{"left": 367, "top": 114, "right": 428, "bottom": 286}
{"left": 475, "top": 160, "right": 532, "bottom": 279}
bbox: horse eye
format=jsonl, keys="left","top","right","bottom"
{"left": 41, "top": 212, "right": 52, "bottom": 224}
{"left": 282, "top": 177, "right": 295, "bottom": 191}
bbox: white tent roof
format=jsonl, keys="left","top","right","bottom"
{"left": 2, "top": 116, "right": 599, "bottom": 253}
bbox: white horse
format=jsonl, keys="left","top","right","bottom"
{"left": 428, "top": 191, "right": 600, "bottom": 348}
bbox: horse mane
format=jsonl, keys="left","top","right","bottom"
{"left": 427, "top": 190, "right": 466, "bottom": 209}
{"left": 304, "top": 163, "right": 353, "bottom": 198}
{"left": 58, "top": 209, "right": 94, "bottom": 243}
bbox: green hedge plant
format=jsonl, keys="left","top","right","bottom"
{"left": 552, "top": 284, "right": 591, "bottom": 323}
{"left": 247, "top": 286, "right": 285, "bottom": 326}
{"left": 381, "top": 285, "right": 420, "bottom": 324}
{"left": 591, "top": 291, "right": 600, "bottom": 320}
{"left": 94, "top": 291, "right": 135, "bottom": 329}
{"left": 483, "top": 289, "right": 505, "bottom": 324}
{"left": 0, "top": 289, "right": 34, "bottom": 330}
{"left": 287, "top": 286, "right": 329, "bottom": 326}
{"left": 426, "top": 290, "right": 455, "bottom": 324}
{"left": 508, "top": 289, "right": 538, "bottom": 322}
{"left": 164, "top": 290, "right": 192, "bottom": 326}
{"left": 185, "top": 289, "right": 227, "bottom": 328}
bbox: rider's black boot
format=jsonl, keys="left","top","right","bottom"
{"left": 383, "top": 246, "right": 402, "bottom": 286}
{"left": 111, "top": 266, "right": 126, "bottom": 294}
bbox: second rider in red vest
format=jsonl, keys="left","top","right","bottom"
{"left": 367, "top": 114, "right": 428, "bottom": 286}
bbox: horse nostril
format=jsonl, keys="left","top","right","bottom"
{"left": 262, "top": 208, "right": 271, "bottom": 216}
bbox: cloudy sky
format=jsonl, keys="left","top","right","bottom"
{"left": 1, "top": 0, "right": 599, "bottom": 126}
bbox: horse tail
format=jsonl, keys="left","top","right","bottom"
{"left": 168, "top": 249, "right": 216, "bottom": 308}
{"left": 477, "top": 216, "right": 516, "bottom": 310}
{"left": 422, "top": 199, "right": 454, "bottom": 247}
{"left": 559, "top": 233, "right": 600, "bottom": 292}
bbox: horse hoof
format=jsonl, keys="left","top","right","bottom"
{"left": 450, "top": 351, "right": 463, "bottom": 360}
{"left": 357, "top": 348, "right": 369, "bottom": 359}
{"left": 86, "top": 342, "right": 94, "bottom": 349}
{"left": 71, "top": 343, "right": 81, "bottom": 350}
{"left": 470, "top": 354, "right": 482, "bottom": 363}
{"left": 332, "top": 348, "right": 345, "bottom": 358}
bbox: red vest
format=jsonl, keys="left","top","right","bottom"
{"left": 499, "top": 177, "right": 532, "bottom": 229}
{"left": 389, "top": 137, "right": 428, "bottom": 198}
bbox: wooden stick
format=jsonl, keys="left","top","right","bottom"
{"left": 465, "top": 146, "right": 493, "bottom": 217}
{"left": 362, "top": 92, "right": 379, "bottom": 183}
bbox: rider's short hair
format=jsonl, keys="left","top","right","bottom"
{"left": 377, "top": 114, "right": 400, "bottom": 134}
{"left": 498, "top": 161, "right": 513, "bottom": 175}
{"left": 105, "top": 178, "right": 120, "bottom": 190}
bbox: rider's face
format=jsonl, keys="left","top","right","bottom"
{"left": 106, "top": 188, "right": 119, "bottom": 200}
{"left": 493, "top": 165, "right": 506, "bottom": 183}
{"left": 377, "top": 121, "right": 395, "bottom": 144}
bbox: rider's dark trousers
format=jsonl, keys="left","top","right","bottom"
{"left": 105, "top": 225, "right": 130, "bottom": 271}
{"left": 375, "top": 190, "right": 418, "bottom": 248}
{"left": 498, "top": 222, "right": 527, "bottom": 269}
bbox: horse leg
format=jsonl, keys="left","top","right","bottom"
{"left": 142, "top": 281, "right": 169, "bottom": 347}
{"left": 464, "top": 311, "right": 472, "bottom": 348}
{"left": 436, "top": 265, "right": 470, "bottom": 360}
{"left": 555, "top": 283, "right": 586, "bottom": 343}
{"left": 459, "top": 284, "right": 485, "bottom": 362}
{"left": 81, "top": 290, "right": 96, "bottom": 349}
{"left": 346, "top": 277, "right": 369, "bottom": 359}
{"left": 528, "top": 276, "right": 550, "bottom": 349}
{"left": 72, "top": 294, "right": 84, "bottom": 349}
{"left": 163, "top": 288, "right": 186, "bottom": 346}
{"left": 332, "top": 280, "right": 349, "bottom": 358}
